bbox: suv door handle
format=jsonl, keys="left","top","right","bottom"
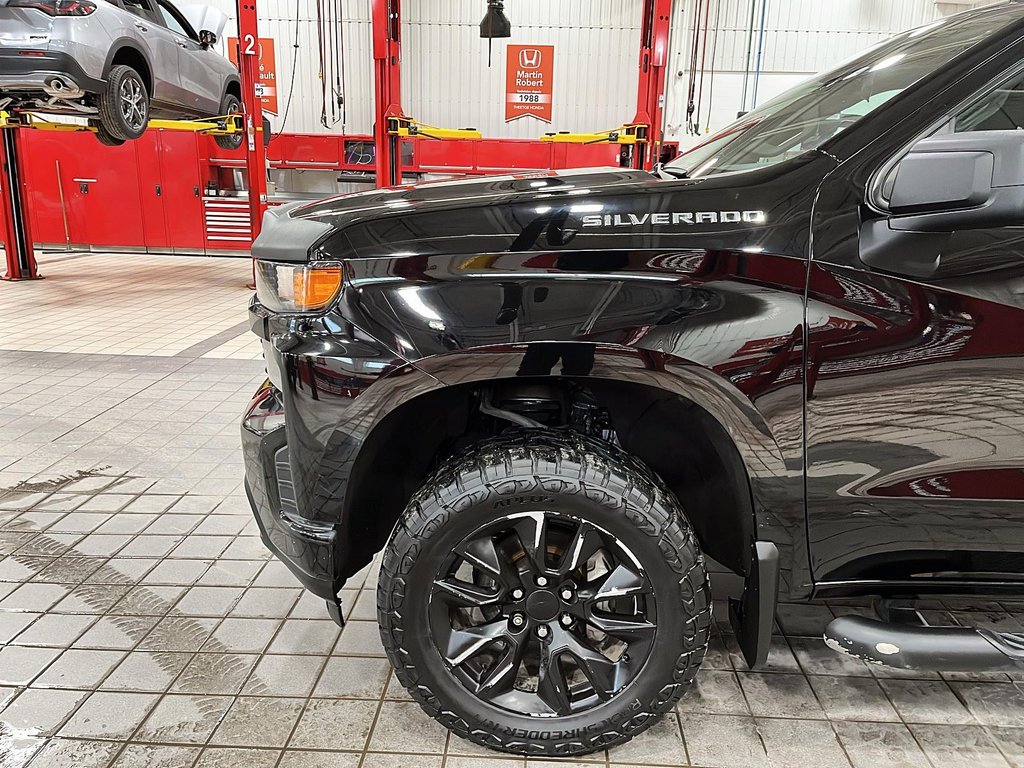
{"left": 134, "top": 22, "right": 148, "bottom": 32}
{"left": 175, "top": 39, "right": 188, "bottom": 48}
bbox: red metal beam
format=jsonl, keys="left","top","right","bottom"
{"left": 633, "top": 0, "right": 673, "bottom": 170}
{"left": 0, "top": 127, "right": 40, "bottom": 281}
{"left": 236, "top": 0, "right": 269, "bottom": 241}
{"left": 372, "top": 0, "right": 403, "bottom": 188}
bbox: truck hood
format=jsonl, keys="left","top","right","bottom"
{"left": 252, "top": 167, "right": 660, "bottom": 263}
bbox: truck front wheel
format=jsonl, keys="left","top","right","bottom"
{"left": 377, "top": 429, "right": 711, "bottom": 757}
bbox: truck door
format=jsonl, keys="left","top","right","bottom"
{"left": 806, "top": 55, "right": 1024, "bottom": 590}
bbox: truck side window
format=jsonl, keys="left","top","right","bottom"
{"left": 942, "top": 69, "right": 1024, "bottom": 133}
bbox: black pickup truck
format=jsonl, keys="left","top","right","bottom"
{"left": 242, "top": 3, "right": 1024, "bottom": 757}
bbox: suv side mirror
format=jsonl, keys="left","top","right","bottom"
{"left": 199, "top": 29, "right": 217, "bottom": 49}
{"left": 861, "top": 130, "right": 1024, "bottom": 277}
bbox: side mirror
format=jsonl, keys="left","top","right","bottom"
{"left": 861, "top": 131, "right": 1024, "bottom": 277}
{"left": 199, "top": 29, "right": 217, "bottom": 49}
{"left": 882, "top": 130, "right": 1024, "bottom": 229}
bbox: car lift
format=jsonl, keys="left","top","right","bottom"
{"left": 371, "top": 0, "right": 673, "bottom": 187}
{"left": 1, "top": 0, "right": 267, "bottom": 281}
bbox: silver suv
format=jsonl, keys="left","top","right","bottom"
{"left": 0, "top": 0, "right": 242, "bottom": 147}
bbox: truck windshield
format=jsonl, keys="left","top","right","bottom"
{"left": 665, "top": 9, "right": 1019, "bottom": 178}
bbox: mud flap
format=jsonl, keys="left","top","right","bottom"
{"left": 729, "top": 541, "right": 779, "bottom": 668}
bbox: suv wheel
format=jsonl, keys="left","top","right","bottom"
{"left": 99, "top": 64, "right": 149, "bottom": 141}
{"left": 378, "top": 430, "right": 711, "bottom": 757}
{"left": 214, "top": 92, "right": 243, "bottom": 151}
{"left": 91, "top": 122, "right": 125, "bottom": 147}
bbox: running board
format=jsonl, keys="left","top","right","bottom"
{"left": 824, "top": 615, "right": 1024, "bottom": 672}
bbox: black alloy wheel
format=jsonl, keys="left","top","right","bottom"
{"left": 379, "top": 429, "right": 711, "bottom": 756}
{"left": 429, "top": 511, "right": 657, "bottom": 718}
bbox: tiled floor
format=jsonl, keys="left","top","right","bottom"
{"left": 2, "top": 253, "right": 1024, "bottom": 768}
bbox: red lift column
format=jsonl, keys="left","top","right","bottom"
{"left": 0, "top": 126, "right": 40, "bottom": 280}
{"left": 372, "top": 0, "right": 403, "bottom": 188}
{"left": 633, "top": 0, "right": 673, "bottom": 171}
{"left": 236, "top": 0, "right": 269, "bottom": 242}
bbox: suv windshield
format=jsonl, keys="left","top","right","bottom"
{"left": 666, "top": 7, "right": 1022, "bottom": 178}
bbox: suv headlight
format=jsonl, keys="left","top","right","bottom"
{"left": 255, "top": 261, "right": 343, "bottom": 314}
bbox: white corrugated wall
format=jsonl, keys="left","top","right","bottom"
{"left": 199, "top": 0, "right": 373, "bottom": 135}
{"left": 402, "top": 0, "right": 641, "bottom": 139}
{"left": 666, "top": 0, "right": 988, "bottom": 147}
{"left": 194, "top": 0, "right": 990, "bottom": 145}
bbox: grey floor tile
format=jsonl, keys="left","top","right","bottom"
{"left": 172, "top": 652, "right": 259, "bottom": 695}
{"left": 951, "top": 681, "right": 1024, "bottom": 727}
{"left": 230, "top": 587, "right": 301, "bottom": 619}
{"left": 138, "top": 615, "right": 218, "bottom": 651}
{"left": 607, "top": 711, "right": 686, "bottom": 766}
{"left": 0, "top": 644, "right": 60, "bottom": 685}
{"left": 32, "top": 648, "right": 124, "bottom": 689}
{"left": 74, "top": 615, "right": 157, "bottom": 650}
{"left": 11, "top": 612, "right": 96, "bottom": 647}
{"left": 58, "top": 690, "right": 158, "bottom": 739}
{"left": 755, "top": 717, "right": 851, "bottom": 768}
{"left": 333, "top": 620, "right": 386, "bottom": 657}
{"left": 289, "top": 698, "right": 377, "bottom": 751}
{"left": 0, "top": 687, "right": 88, "bottom": 736}
{"left": 242, "top": 653, "right": 326, "bottom": 697}
{"left": 367, "top": 701, "right": 449, "bottom": 754}
{"left": 26, "top": 737, "right": 122, "bottom": 768}
{"left": 267, "top": 619, "right": 341, "bottom": 655}
{"left": 203, "top": 618, "right": 281, "bottom": 653}
{"left": 0, "top": 610, "right": 41, "bottom": 643}
{"left": 135, "top": 693, "right": 234, "bottom": 744}
{"left": 279, "top": 752, "right": 361, "bottom": 768}
{"left": 313, "top": 656, "right": 390, "bottom": 699}
{"left": 679, "top": 713, "right": 769, "bottom": 768}
{"left": 879, "top": 678, "right": 975, "bottom": 724}
{"left": 109, "top": 744, "right": 202, "bottom": 768}
{"left": 210, "top": 696, "right": 305, "bottom": 747}
{"left": 910, "top": 723, "right": 1011, "bottom": 768}
{"left": 193, "top": 747, "right": 281, "bottom": 768}
{"left": 738, "top": 672, "right": 825, "bottom": 719}
{"left": 174, "top": 586, "right": 245, "bottom": 617}
{"left": 808, "top": 675, "right": 900, "bottom": 722}
{"left": 833, "top": 720, "right": 930, "bottom": 768}
{"left": 100, "top": 650, "right": 193, "bottom": 692}
{"left": 682, "top": 669, "right": 750, "bottom": 715}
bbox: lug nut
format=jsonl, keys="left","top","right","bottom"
{"left": 511, "top": 588, "right": 524, "bottom": 600}
{"left": 536, "top": 576, "right": 549, "bottom": 587}
{"left": 536, "top": 624, "right": 550, "bottom": 639}
{"left": 511, "top": 613, "right": 525, "bottom": 627}
{"left": 560, "top": 613, "right": 573, "bottom": 627}
{"left": 560, "top": 588, "right": 573, "bottom": 600}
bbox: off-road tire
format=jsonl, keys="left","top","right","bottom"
{"left": 99, "top": 64, "right": 148, "bottom": 141}
{"left": 378, "top": 429, "right": 711, "bottom": 757}
{"left": 214, "top": 92, "right": 243, "bottom": 151}
{"left": 92, "top": 122, "right": 125, "bottom": 147}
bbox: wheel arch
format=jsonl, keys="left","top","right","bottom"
{"left": 338, "top": 344, "right": 797, "bottom": 592}
{"left": 104, "top": 41, "right": 153, "bottom": 96}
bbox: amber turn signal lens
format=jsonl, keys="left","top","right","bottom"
{"left": 255, "top": 261, "right": 344, "bottom": 314}
{"left": 293, "top": 265, "right": 342, "bottom": 311}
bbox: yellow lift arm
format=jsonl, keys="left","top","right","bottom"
{"left": 0, "top": 110, "right": 244, "bottom": 136}
{"left": 540, "top": 123, "right": 648, "bottom": 145}
{"left": 386, "top": 115, "right": 482, "bottom": 141}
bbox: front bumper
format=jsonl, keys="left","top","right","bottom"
{"left": 0, "top": 49, "right": 103, "bottom": 95}
{"left": 241, "top": 381, "right": 341, "bottom": 603}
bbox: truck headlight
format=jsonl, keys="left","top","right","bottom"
{"left": 255, "top": 261, "right": 343, "bottom": 314}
